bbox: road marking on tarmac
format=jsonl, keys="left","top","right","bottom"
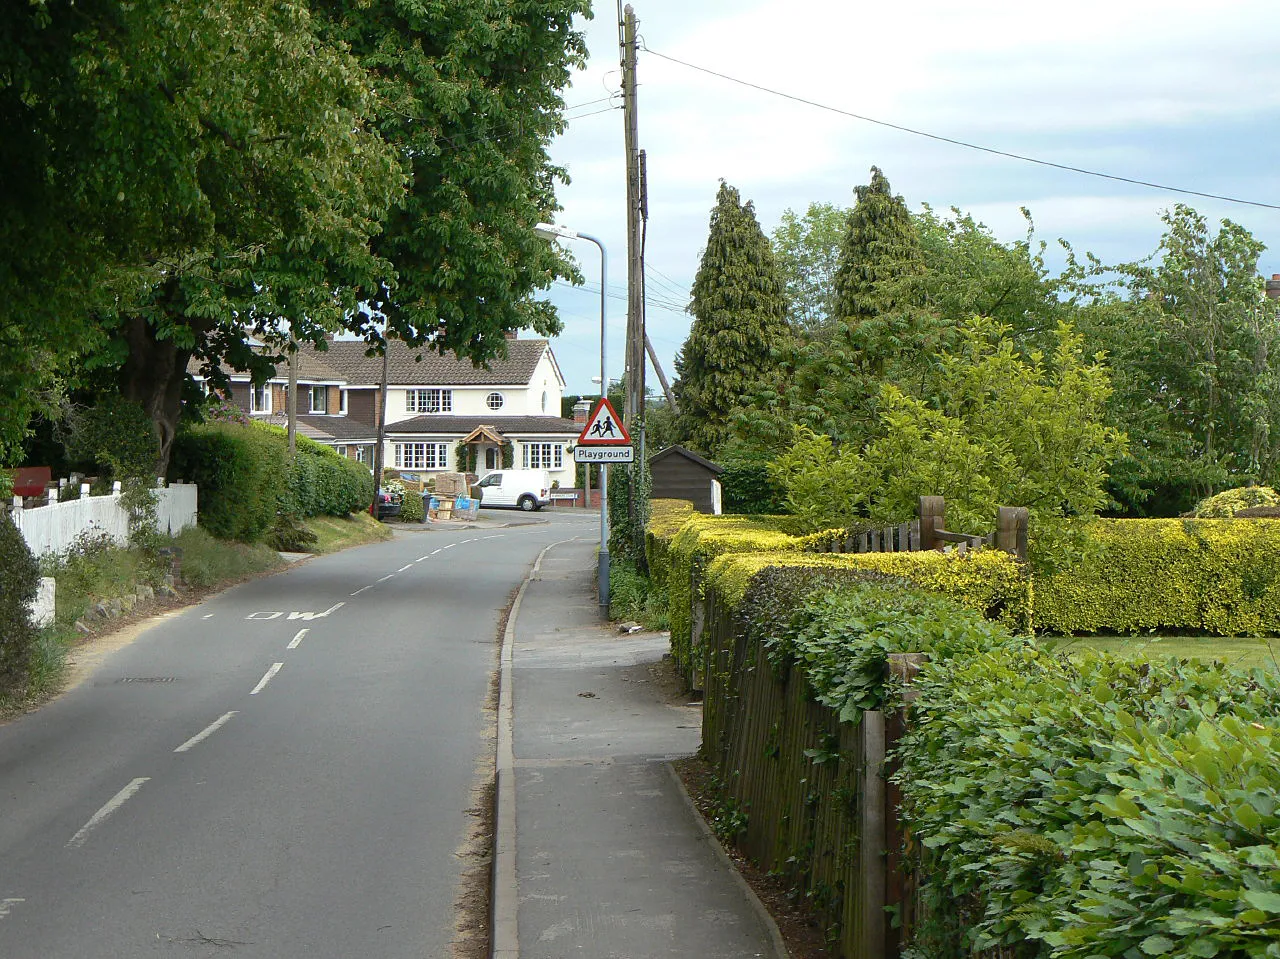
{"left": 174, "top": 712, "right": 238, "bottom": 753}
{"left": 377, "top": 574, "right": 394, "bottom": 583}
{"left": 398, "top": 565, "right": 412, "bottom": 572}
{"left": 67, "top": 778, "right": 149, "bottom": 848}
{"left": 351, "top": 585, "right": 372, "bottom": 595}
{"left": 287, "top": 629, "right": 308, "bottom": 649}
{"left": 0, "top": 899, "right": 24, "bottom": 920}
{"left": 250, "top": 664, "right": 284, "bottom": 695}
{"left": 202, "top": 614, "right": 214, "bottom": 619}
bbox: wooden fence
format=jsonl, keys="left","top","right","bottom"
{"left": 7, "top": 479, "right": 198, "bottom": 558}
{"left": 806, "top": 496, "right": 1029, "bottom": 562}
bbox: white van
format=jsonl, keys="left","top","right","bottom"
{"left": 475, "top": 469, "right": 552, "bottom": 512}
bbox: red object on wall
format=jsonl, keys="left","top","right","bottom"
{"left": 9, "top": 466, "right": 51, "bottom": 497}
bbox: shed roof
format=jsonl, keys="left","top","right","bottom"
{"left": 649, "top": 444, "right": 724, "bottom": 475}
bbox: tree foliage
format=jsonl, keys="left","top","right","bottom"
{"left": 0, "top": 0, "right": 587, "bottom": 470}
{"left": 770, "top": 201, "right": 847, "bottom": 332}
{"left": 674, "top": 181, "right": 792, "bottom": 455}
{"left": 1072, "top": 205, "right": 1279, "bottom": 513}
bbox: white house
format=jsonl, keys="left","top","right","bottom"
{"left": 195, "top": 336, "right": 580, "bottom": 488}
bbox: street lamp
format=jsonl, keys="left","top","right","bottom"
{"left": 535, "top": 222, "right": 610, "bottom": 618}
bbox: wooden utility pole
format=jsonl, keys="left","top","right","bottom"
{"left": 620, "top": 4, "right": 646, "bottom": 432}
{"left": 370, "top": 345, "right": 389, "bottom": 513}
{"left": 287, "top": 343, "right": 298, "bottom": 456}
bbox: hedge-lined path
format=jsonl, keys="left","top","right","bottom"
{"left": 500, "top": 535, "right": 785, "bottom": 959}
{"left": 0, "top": 513, "right": 593, "bottom": 958}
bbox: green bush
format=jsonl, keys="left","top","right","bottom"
{"left": 898, "top": 648, "right": 1280, "bottom": 959}
{"left": 171, "top": 423, "right": 372, "bottom": 541}
{"left": 1193, "top": 485, "right": 1280, "bottom": 518}
{"left": 0, "top": 511, "right": 39, "bottom": 691}
{"left": 171, "top": 421, "right": 288, "bottom": 541}
{"left": 762, "top": 578, "right": 1021, "bottom": 721}
{"left": 400, "top": 488, "right": 424, "bottom": 522}
{"left": 1034, "top": 519, "right": 1280, "bottom": 635}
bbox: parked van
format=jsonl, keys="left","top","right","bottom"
{"left": 474, "top": 469, "right": 551, "bottom": 512}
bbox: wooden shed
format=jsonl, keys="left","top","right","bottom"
{"left": 649, "top": 445, "right": 723, "bottom": 514}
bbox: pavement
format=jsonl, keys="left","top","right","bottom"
{"left": 494, "top": 534, "right": 786, "bottom": 959}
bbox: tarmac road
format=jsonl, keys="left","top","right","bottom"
{"left": 0, "top": 512, "right": 596, "bottom": 959}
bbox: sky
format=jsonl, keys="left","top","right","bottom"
{"left": 538, "top": 0, "right": 1280, "bottom": 396}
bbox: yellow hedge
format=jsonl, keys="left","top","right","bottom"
{"left": 657, "top": 512, "right": 813, "bottom": 679}
{"left": 706, "top": 549, "right": 1031, "bottom": 631}
{"left": 1033, "top": 519, "right": 1280, "bottom": 635}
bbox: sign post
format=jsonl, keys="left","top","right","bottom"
{"left": 574, "top": 398, "right": 634, "bottom": 616}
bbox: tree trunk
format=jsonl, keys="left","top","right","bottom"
{"left": 119, "top": 315, "right": 197, "bottom": 477}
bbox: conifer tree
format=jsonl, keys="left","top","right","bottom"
{"left": 831, "top": 166, "right": 927, "bottom": 373}
{"left": 674, "top": 182, "right": 791, "bottom": 455}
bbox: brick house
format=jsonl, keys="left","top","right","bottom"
{"left": 193, "top": 336, "right": 580, "bottom": 487}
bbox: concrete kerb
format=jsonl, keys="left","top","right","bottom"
{"left": 665, "top": 764, "right": 791, "bottom": 959}
{"left": 491, "top": 536, "right": 579, "bottom": 959}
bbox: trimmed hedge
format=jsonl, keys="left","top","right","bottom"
{"left": 708, "top": 548, "right": 1032, "bottom": 632}
{"left": 1034, "top": 519, "right": 1280, "bottom": 635}
{"left": 171, "top": 422, "right": 373, "bottom": 542}
{"left": 0, "top": 510, "right": 39, "bottom": 691}
{"left": 899, "top": 648, "right": 1280, "bottom": 959}
{"left": 657, "top": 512, "right": 814, "bottom": 678}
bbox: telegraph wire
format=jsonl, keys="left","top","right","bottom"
{"left": 640, "top": 44, "right": 1280, "bottom": 212}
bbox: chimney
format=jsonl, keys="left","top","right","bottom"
{"left": 1267, "top": 274, "right": 1280, "bottom": 301}
{"left": 504, "top": 330, "right": 519, "bottom": 340}
{"left": 572, "top": 399, "right": 592, "bottom": 425}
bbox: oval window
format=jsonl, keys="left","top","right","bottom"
{"left": 487, "top": 392, "right": 504, "bottom": 411}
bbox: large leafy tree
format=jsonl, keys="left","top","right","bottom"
{"left": 674, "top": 181, "right": 792, "bottom": 455}
{"left": 1073, "top": 206, "right": 1279, "bottom": 514}
{"left": 770, "top": 201, "right": 847, "bottom": 332}
{"left": 313, "top": 0, "right": 588, "bottom": 353}
{"left": 1, "top": 0, "right": 587, "bottom": 471}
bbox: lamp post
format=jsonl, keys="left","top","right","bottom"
{"left": 536, "top": 223, "right": 610, "bottom": 617}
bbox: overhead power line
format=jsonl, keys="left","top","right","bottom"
{"left": 641, "top": 44, "right": 1280, "bottom": 213}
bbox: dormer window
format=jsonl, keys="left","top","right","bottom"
{"left": 309, "top": 386, "right": 328, "bottom": 414}
{"left": 406, "top": 388, "right": 452, "bottom": 413}
{"left": 486, "top": 391, "right": 505, "bottom": 411}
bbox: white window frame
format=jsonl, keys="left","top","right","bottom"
{"left": 309, "top": 386, "right": 328, "bottom": 414}
{"left": 405, "top": 388, "right": 453, "bottom": 414}
{"left": 522, "top": 443, "right": 563, "bottom": 470}
{"left": 394, "top": 442, "right": 450, "bottom": 470}
{"left": 250, "top": 383, "right": 271, "bottom": 414}
{"left": 486, "top": 391, "right": 505, "bottom": 411}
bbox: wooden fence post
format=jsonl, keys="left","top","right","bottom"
{"left": 996, "top": 506, "right": 1029, "bottom": 562}
{"left": 918, "top": 496, "right": 944, "bottom": 552}
{"left": 860, "top": 710, "right": 887, "bottom": 959}
{"left": 884, "top": 653, "right": 929, "bottom": 959}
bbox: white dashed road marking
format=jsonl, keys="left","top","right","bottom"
{"left": 67, "top": 778, "right": 149, "bottom": 848}
{"left": 287, "top": 629, "right": 308, "bottom": 649}
{"left": 0, "top": 899, "right": 24, "bottom": 920}
{"left": 174, "top": 712, "right": 238, "bottom": 753}
{"left": 250, "top": 664, "right": 284, "bottom": 696}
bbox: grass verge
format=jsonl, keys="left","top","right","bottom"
{"left": 1045, "top": 634, "right": 1280, "bottom": 672}
{"left": 305, "top": 512, "right": 392, "bottom": 553}
{"left": 608, "top": 558, "right": 670, "bottom": 629}
{"left": 2, "top": 512, "right": 388, "bottom": 718}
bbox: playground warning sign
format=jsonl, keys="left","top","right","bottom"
{"left": 576, "top": 397, "right": 631, "bottom": 446}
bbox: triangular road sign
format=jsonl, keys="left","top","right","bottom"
{"left": 577, "top": 397, "right": 632, "bottom": 445}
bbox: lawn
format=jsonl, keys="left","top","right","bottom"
{"left": 1046, "top": 634, "right": 1280, "bottom": 672}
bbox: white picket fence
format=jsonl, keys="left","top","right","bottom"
{"left": 10, "top": 481, "right": 198, "bottom": 558}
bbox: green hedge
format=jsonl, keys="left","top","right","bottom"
{"left": 0, "top": 510, "right": 39, "bottom": 691}
{"left": 1034, "top": 519, "right": 1280, "bottom": 635}
{"left": 171, "top": 422, "right": 372, "bottom": 542}
{"left": 899, "top": 648, "right": 1280, "bottom": 959}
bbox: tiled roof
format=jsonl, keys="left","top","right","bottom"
{"left": 259, "top": 413, "right": 378, "bottom": 443}
{"left": 309, "top": 338, "right": 550, "bottom": 387}
{"left": 387, "top": 415, "right": 580, "bottom": 437}
{"left": 188, "top": 349, "right": 346, "bottom": 384}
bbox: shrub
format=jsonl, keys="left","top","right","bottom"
{"left": 1193, "top": 485, "right": 1280, "bottom": 518}
{"left": 898, "top": 648, "right": 1280, "bottom": 959}
{"left": 0, "top": 510, "right": 39, "bottom": 691}
{"left": 1034, "top": 518, "right": 1280, "bottom": 635}
{"left": 400, "top": 489, "right": 424, "bottom": 522}
{"left": 171, "top": 421, "right": 288, "bottom": 541}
